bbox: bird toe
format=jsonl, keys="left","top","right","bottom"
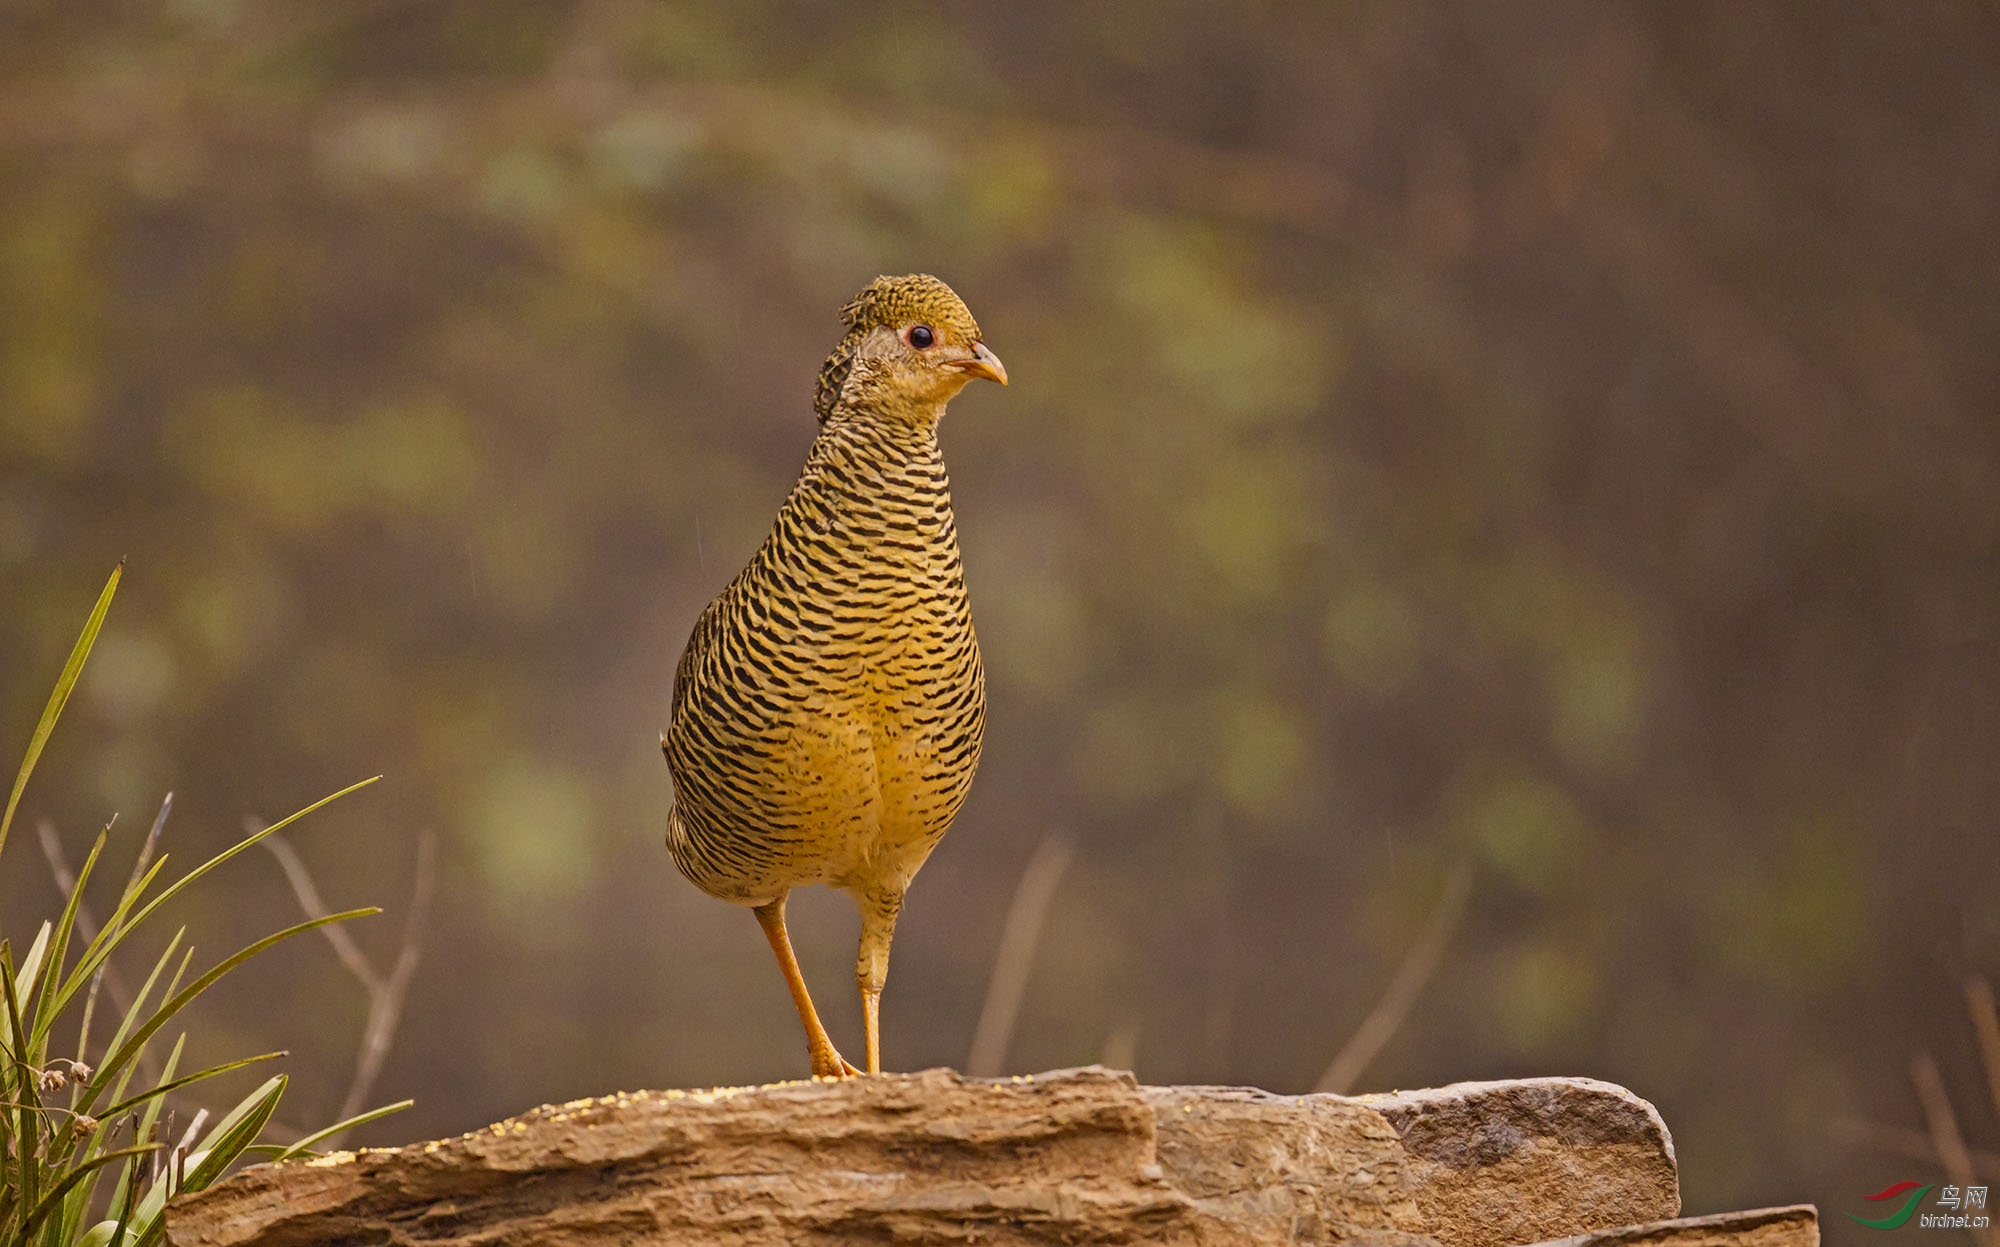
{"left": 810, "top": 1043, "right": 863, "bottom": 1079}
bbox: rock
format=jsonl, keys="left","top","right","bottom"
{"left": 1141, "top": 1083, "right": 1425, "bottom": 1240}
{"left": 1520, "top": 1205, "right": 1820, "bottom": 1247}
{"left": 165, "top": 1067, "right": 1712, "bottom": 1246}
{"left": 1361, "top": 1078, "right": 1682, "bottom": 1247}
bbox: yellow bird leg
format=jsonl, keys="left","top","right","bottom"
{"left": 754, "top": 896, "right": 860, "bottom": 1078}
{"left": 855, "top": 892, "right": 902, "bottom": 1076}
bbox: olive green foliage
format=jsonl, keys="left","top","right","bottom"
{"left": 0, "top": 568, "right": 403, "bottom": 1245}
{"left": 1, "top": 0, "right": 1995, "bottom": 1218}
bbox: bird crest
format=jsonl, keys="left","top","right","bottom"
{"left": 813, "top": 274, "right": 984, "bottom": 423}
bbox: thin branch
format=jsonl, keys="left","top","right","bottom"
{"left": 333, "top": 828, "right": 435, "bottom": 1137}
{"left": 258, "top": 822, "right": 434, "bottom": 1150}
{"left": 1914, "top": 1051, "right": 1978, "bottom": 1182}
{"left": 258, "top": 828, "right": 376, "bottom": 988}
{"left": 965, "top": 834, "right": 1074, "bottom": 1078}
{"left": 1912, "top": 1051, "right": 1996, "bottom": 1247}
{"left": 1315, "top": 861, "right": 1474, "bottom": 1095}
{"left": 1837, "top": 1117, "right": 2000, "bottom": 1182}
{"left": 130, "top": 792, "right": 172, "bottom": 900}
{"left": 1967, "top": 975, "right": 2000, "bottom": 1129}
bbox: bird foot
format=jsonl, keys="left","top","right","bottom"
{"left": 810, "top": 1043, "right": 864, "bottom": 1079}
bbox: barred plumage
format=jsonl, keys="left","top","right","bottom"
{"left": 665, "top": 406, "right": 986, "bottom": 900}
{"left": 664, "top": 274, "right": 1007, "bottom": 1078}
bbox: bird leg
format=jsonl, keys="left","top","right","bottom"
{"left": 855, "top": 890, "right": 904, "bottom": 1076}
{"left": 753, "top": 896, "right": 861, "bottom": 1078}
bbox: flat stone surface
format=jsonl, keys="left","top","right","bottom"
{"left": 167, "top": 1067, "right": 1693, "bottom": 1246}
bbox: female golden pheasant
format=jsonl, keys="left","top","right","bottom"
{"left": 664, "top": 274, "right": 1007, "bottom": 1078}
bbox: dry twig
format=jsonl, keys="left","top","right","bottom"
{"left": 1838, "top": 1117, "right": 2000, "bottom": 1182}
{"left": 1912, "top": 1050, "right": 1997, "bottom": 1247}
{"left": 1968, "top": 975, "right": 2000, "bottom": 1128}
{"left": 1315, "top": 862, "right": 1474, "bottom": 1095}
{"left": 259, "top": 823, "right": 436, "bottom": 1146}
{"left": 966, "top": 834, "right": 1074, "bottom": 1077}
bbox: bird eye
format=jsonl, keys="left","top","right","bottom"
{"left": 909, "top": 325, "right": 934, "bottom": 349}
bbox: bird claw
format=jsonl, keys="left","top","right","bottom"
{"left": 811, "top": 1044, "right": 864, "bottom": 1079}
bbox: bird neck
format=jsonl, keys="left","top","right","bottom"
{"left": 801, "top": 408, "right": 950, "bottom": 517}
{"left": 820, "top": 400, "right": 947, "bottom": 456}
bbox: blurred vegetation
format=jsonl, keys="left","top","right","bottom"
{"left": 2, "top": 0, "right": 1997, "bottom": 1220}
{"left": 0, "top": 566, "right": 402, "bottom": 1246}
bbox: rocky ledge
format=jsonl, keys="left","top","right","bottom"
{"left": 165, "top": 1067, "right": 1816, "bottom": 1246}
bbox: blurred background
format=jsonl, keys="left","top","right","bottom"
{"left": 3, "top": 0, "right": 1997, "bottom": 1223}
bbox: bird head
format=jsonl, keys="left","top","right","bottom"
{"left": 813, "top": 274, "right": 1008, "bottom": 425}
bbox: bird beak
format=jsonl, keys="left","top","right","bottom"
{"left": 949, "top": 341, "right": 1009, "bottom": 386}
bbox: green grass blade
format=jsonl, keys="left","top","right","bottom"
{"left": 0, "top": 561, "right": 121, "bottom": 863}
{"left": 74, "top": 960, "right": 101, "bottom": 1089}
{"left": 72, "top": 799, "right": 175, "bottom": 1071}
{"left": 80, "top": 1216, "right": 137, "bottom": 1247}
{"left": 92, "top": 930, "right": 185, "bottom": 1094}
{"left": 127, "top": 1073, "right": 286, "bottom": 1244}
{"left": 17, "top": 1143, "right": 156, "bottom": 1241}
{"left": 233, "top": 1144, "right": 289, "bottom": 1160}
{"left": 99, "top": 1052, "right": 285, "bottom": 1120}
{"left": 122, "top": 794, "right": 173, "bottom": 910}
{"left": 50, "top": 777, "right": 379, "bottom": 1025}
{"left": 48, "top": 1046, "right": 284, "bottom": 1181}
{"left": 121, "top": 778, "right": 378, "bottom": 933}
{"left": 274, "top": 1098, "right": 413, "bottom": 1160}
{"left": 3, "top": 939, "right": 45, "bottom": 1235}
{"left": 74, "top": 793, "right": 174, "bottom": 1071}
{"left": 106, "top": 1169, "right": 139, "bottom": 1247}
{"left": 82, "top": 940, "right": 189, "bottom": 1226}
{"left": 3, "top": 921, "right": 51, "bottom": 1059}
{"left": 60, "top": 854, "right": 171, "bottom": 1022}
{"left": 1, "top": 943, "right": 16, "bottom": 1234}
{"left": 105, "top": 1033, "right": 183, "bottom": 1230}
{"left": 77, "top": 909, "right": 377, "bottom": 1121}
{"left": 177, "top": 1072, "right": 286, "bottom": 1190}
{"left": 30, "top": 825, "right": 110, "bottom": 1054}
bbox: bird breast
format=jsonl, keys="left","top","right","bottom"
{"left": 666, "top": 420, "right": 986, "bottom": 901}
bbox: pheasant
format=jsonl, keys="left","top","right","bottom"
{"left": 664, "top": 274, "right": 1008, "bottom": 1078}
